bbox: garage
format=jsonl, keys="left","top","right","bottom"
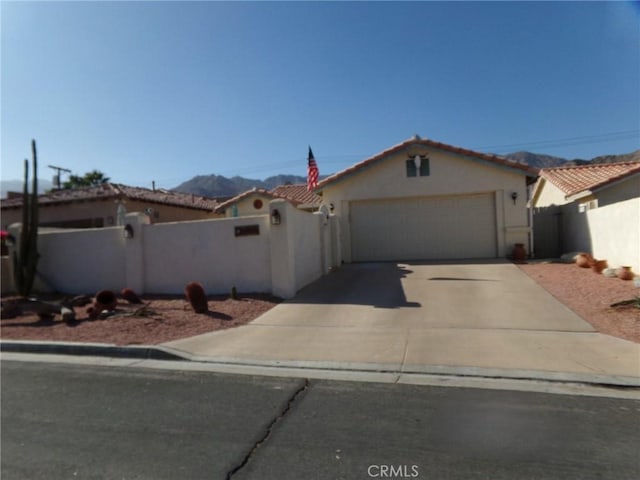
{"left": 350, "top": 193, "right": 497, "bottom": 262}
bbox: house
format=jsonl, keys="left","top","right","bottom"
{"left": 531, "top": 162, "right": 640, "bottom": 210}
{"left": 530, "top": 162, "right": 640, "bottom": 268}
{"left": 1, "top": 183, "right": 222, "bottom": 230}
{"left": 215, "top": 185, "right": 322, "bottom": 217}
{"left": 317, "top": 135, "right": 538, "bottom": 262}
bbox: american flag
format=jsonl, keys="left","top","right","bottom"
{"left": 307, "top": 146, "right": 319, "bottom": 191}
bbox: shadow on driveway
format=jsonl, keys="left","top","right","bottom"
{"left": 287, "top": 262, "right": 420, "bottom": 309}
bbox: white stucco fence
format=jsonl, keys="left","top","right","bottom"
{"left": 559, "top": 198, "right": 640, "bottom": 271}
{"left": 6, "top": 203, "right": 338, "bottom": 299}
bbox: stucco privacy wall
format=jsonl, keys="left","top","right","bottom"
{"left": 269, "top": 200, "right": 331, "bottom": 298}
{"left": 12, "top": 225, "right": 128, "bottom": 294}
{"left": 562, "top": 197, "right": 640, "bottom": 271}
{"left": 321, "top": 145, "right": 530, "bottom": 262}
{"left": 5, "top": 207, "right": 332, "bottom": 298}
{"left": 143, "top": 215, "right": 271, "bottom": 294}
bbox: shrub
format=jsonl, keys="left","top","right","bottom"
{"left": 185, "top": 282, "right": 208, "bottom": 313}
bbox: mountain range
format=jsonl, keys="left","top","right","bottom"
{"left": 171, "top": 150, "right": 640, "bottom": 198}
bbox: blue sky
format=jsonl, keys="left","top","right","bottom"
{"left": 2, "top": 1, "right": 639, "bottom": 190}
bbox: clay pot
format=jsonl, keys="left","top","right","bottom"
{"left": 591, "top": 259, "right": 607, "bottom": 274}
{"left": 94, "top": 290, "right": 117, "bottom": 311}
{"left": 575, "top": 253, "right": 592, "bottom": 268}
{"left": 617, "top": 266, "right": 634, "bottom": 281}
{"left": 512, "top": 243, "right": 527, "bottom": 262}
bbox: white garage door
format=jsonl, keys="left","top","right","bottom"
{"left": 350, "top": 193, "right": 497, "bottom": 262}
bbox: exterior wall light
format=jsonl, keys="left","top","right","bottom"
{"left": 270, "top": 209, "right": 281, "bottom": 225}
{"left": 511, "top": 191, "right": 518, "bottom": 205}
{"left": 123, "top": 224, "right": 134, "bottom": 239}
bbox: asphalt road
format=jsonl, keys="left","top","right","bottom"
{"left": 2, "top": 360, "right": 639, "bottom": 480}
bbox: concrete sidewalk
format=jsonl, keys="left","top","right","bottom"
{"left": 163, "top": 262, "right": 640, "bottom": 386}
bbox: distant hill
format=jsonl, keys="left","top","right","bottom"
{"left": 172, "top": 174, "right": 314, "bottom": 197}
{"left": 171, "top": 150, "right": 639, "bottom": 198}
{"left": 502, "top": 150, "right": 640, "bottom": 169}
{"left": 0, "top": 179, "right": 53, "bottom": 199}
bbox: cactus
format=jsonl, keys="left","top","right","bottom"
{"left": 185, "top": 282, "right": 208, "bottom": 313}
{"left": 12, "top": 140, "right": 39, "bottom": 297}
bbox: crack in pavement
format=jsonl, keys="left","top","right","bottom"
{"left": 226, "top": 378, "right": 310, "bottom": 479}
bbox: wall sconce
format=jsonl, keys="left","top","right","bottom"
{"left": 123, "top": 224, "right": 134, "bottom": 239}
{"left": 329, "top": 203, "right": 335, "bottom": 213}
{"left": 270, "top": 209, "right": 281, "bottom": 225}
{"left": 511, "top": 191, "right": 518, "bottom": 205}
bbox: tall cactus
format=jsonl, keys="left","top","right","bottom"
{"left": 13, "top": 140, "right": 39, "bottom": 297}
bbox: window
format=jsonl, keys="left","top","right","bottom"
{"left": 406, "top": 156, "right": 430, "bottom": 177}
{"left": 253, "top": 199, "right": 263, "bottom": 209}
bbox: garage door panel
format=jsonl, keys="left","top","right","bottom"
{"left": 350, "top": 194, "right": 496, "bottom": 262}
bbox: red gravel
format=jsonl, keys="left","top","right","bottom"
{"left": 0, "top": 294, "right": 281, "bottom": 346}
{"left": 517, "top": 262, "right": 639, "bottom": 343}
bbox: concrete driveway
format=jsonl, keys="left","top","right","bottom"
{"left": 165, "top": 260, "right": 640, "bottom": 383}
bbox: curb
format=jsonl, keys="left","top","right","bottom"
{"left": 4, "top": 340, "right": 638, "bottom": 390}
{"left": 0, "top": 340, "right": 188, "bottom": 361}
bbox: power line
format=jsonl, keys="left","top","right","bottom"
{"left": 475, "top": 129, "right": 640, "bottom": 153}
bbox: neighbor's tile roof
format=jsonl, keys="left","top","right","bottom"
{"left": 0, "top": 183, "right": 219, "bottom": 211}
{"left": 316, "top": 135, "right": 538, "bottom": 190}
{"left": 214, "top": 188, "right": 284, "bottom": 213}
{"left": 215, "top": 185, "right": 323, "bottom": 213}
{"left": 268, "top": 184, "right": 322, "bottom": 206}
{"left": 539, "top": 162, "right": 640, "bottom": 197}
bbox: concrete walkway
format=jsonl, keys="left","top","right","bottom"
{"left": 163, "top": 261, "right": 640, "bottom": 385}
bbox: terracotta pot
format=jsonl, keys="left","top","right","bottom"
{"left": 94, "top": 290, "right": 117, "bottom": 311}
{"left": 617, "top": 266, "right": 634, "bottom": 281}
{"left": 575, "top": 253, "right": 592, "bottom": 268}
{"left": 591, "top": 259, "right": 607, "bottom": 274}
{"left": 512, "top": 243, "right": 527, "bottom": 262}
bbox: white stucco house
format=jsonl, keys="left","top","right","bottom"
{"left": 530, "top": 162, "right": 640, "bottom": 269}
{"left": 316, "top": 135, "right": 538, "bottom": 263}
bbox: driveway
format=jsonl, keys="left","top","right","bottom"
{"left": 165, "top": 260, "right": 640, "bottom": 382}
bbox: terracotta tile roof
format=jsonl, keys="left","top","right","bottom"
{"left": 215, "top": 185, "right": 323, "bottom": 213}
{"left": 268, "top": 184, "right": 322, "bottom": 206}
{"left": 316, "top": 135, "right": 538, "bottom": 190}
{"left": 539, "top": 162, "right": 640, "bottom": 197}
{"left": 0, "top": 183, "right": 219, "bottom": 211}
{"left": 214, "top": 188, "right": 285, "bottom": 213}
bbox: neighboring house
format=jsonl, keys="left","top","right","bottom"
{"left": 530, "top": 162, "right": 640, "bottom": 267}
{"left": 1, "top": 183, "right": 222, "bottom": 230}
{"left": 531, "top": 162, "right": 640, "bottom": 210}
{"left": 317, "top": 135, "right": 538, "bottom": 262}
{"left": 215, "top": 185, "right": 322, "bottom": 217}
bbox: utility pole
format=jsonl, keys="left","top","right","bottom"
{"left": 48, "top": 165, "right": 72, "bottom": 189}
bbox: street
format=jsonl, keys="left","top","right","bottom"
{"left": 2, "top": 360, "right": 639, "bottom": 480}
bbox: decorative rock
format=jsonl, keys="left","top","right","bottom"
{"left": 575, "top": 253, "right": 592, "bottom": 268}
{"left": 603, "top": 268, "right": 617, "bottom": 278}
{"left": 591, "top": 259, "right": 608, "bottom": 274}
{"left": 60, "top": 307, "right": 76, "bottom": 322}
{"left": 70, "top": 295, "right": 92, "bottom": 307}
